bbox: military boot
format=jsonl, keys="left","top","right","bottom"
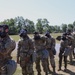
{"left": 37, "top": 72, "right": 41, "bottom": 75}
{"left": 58, "top": 68, "right": 61, "bottom": 71}
{"left": 53, "top": 67, "right": 56, "bottom": 73}
{"left": 58, "top": 66, "right": 61, "bottom": 71}
{"left": 58, "top": 64, "right": 61, "bottom": 71}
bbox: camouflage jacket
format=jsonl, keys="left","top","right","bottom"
{"left": 67, "top": 35, "right": 74, "bottom": 49}
{"left": 34, "top": 36, "right": 47, "bottom": 52}
{"left": 72, "top": 32, "right": 75, "bottom": 47}
{"left": 45, "top": 36, "right": 56, "bottom": 50}
{"left": 17, "top": 36, "right": 34, "bottom": 59}
{"left": 0, "top": 36, "right": 16, "bottom": 60}
{"left": 60, "top": 39, "right": 68, "bottom": 53}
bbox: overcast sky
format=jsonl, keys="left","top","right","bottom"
{"left": 0, "top": 0, "right": 75, "bottom": 25}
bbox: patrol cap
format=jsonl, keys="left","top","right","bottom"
{"left": 62, "top": 32, "right": 67, "bottom": 36}
{"left": 2, "top": 24, "right": 9, "bottom": 30}
{"left": 19, "top": 29, "right": 27, "bottom": 35}
{"left": 66, "top": 29, "right": 71, "bottom": 33}
{"left": 45, "top": 31, "right": 50, "bottom": 35}
{"left": 1, "top": 25, "right": 9, "bottom": 33}
{"left": 33, "top": 31, "right": 39, "bottom": 34}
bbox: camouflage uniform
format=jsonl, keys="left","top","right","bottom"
{"left": 58, "top": 38, "right": 69, "bottom": 71}
{"left": 72, "top": 32, "right": 75, "bottom": 58}
{"left": 34, "top": 35, "right": 49, "bottom": 75}
{"left": 67, "top": 35, "right": 74, "bottom": 63}
{"left": 17, "top": 36, "right": 34, "bottom": 75}
{"left": 0, "top": 35, "right": 16, "bottom": 75}
{"left": 66, "top": 29, "right": 74, "bottom": 62}
{"left": 46, "top": 36, "right": 56, "bottom": 73}
{"left": 0, "top": 24, "right": 16, "bottom": 75}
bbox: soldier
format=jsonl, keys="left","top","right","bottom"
{"left": 66, "top": 29, "right": 74, "bottom": 63}
{"left": 58, "top": 33, "right": 70, "bottom": 71}
{"left": 72, "top": 31, "right": 75, "bottom": 59}
{"left": 45, "top": 32, "right": 56, "bottom": 74}
{"left": 17, "top": 29, "right": 34, "bottom": 75}
{"left": 33, "top": 32, "right": 49, "bottom": 75}
{"left": 0, "top": 25, "right": 16, "bottom": 75}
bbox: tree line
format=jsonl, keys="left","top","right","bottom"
{"left": 0, "top": 16, "right": 75, "bottom": 35}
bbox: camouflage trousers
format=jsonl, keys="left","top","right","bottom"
{"left": 0, "top": 66, "right": 7, "bottom": 75}
{"left": 0, "top": 59, "right": 17, "bottom": 75}
{"left": 59, "top": 52, "right": 67, "bottom": 69}
{"left": 20, "top": 60, "right": 33, "bottom": 75}
{"left": 35, "top": 50, "right": 49, "bottom": 73}
{"left": 0, "top": 60, "right": 7, "bottom": 75}
{"left": 47, "top": 49, "right": 55, "bottom": 71}
{"left": 69, "top": 50, "right": 73, "bottom": 62}
{"left": 35, "top": 57, "right": 48, "bottom": 73}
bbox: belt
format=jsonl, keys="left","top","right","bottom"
{"left": 47, "top": 48, "right": 51, "bottom": 50}
{"left": 20, "top": 51, "right": 28, "bottom": 53}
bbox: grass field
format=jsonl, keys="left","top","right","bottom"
{"left": 10, "top": 33, "right": 62, "bottom": 43}
{"left": 10, "top": 33, "right": 75, "bottom": 75}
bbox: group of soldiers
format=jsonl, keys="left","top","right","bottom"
{"left": 17, "top": 29, "right": 56, "bottom": 75}
{"left": 0, "top": 24, "right": 75, "bottom": 75}
{"left": 17, "top": 28, "right": 75, "bottom": 75}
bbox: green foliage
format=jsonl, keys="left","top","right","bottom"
{"left": 0, "top": 16, "right": 75, "bottom": 34}
{"left": 36, "top": 19, "right": 43, "bottom": 33}
{"left": 61, "top": 24, "right": 67, "bottom": 32}
{"left": 68, "top": 24, "right": 73, "bottom": 31}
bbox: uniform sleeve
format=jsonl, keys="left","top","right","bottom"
{"left": 68, "top": 35, "right": 74, "bottom": 48}
{"left": 0, "top": 39, "right": 16, "bottom": 55}
{"left": 17, "top": 40, "right": 21, "bottom": 58}
{"left": 60, "top": 41, "right": 64, "bottom": 52}
{"left": 45, "top": 37, "right": 50, "bottom": 49}
{"left": 28, "top": 39, "right": 34, "bottom": 55}
{"left": 41, "top": 36, "right": 48, "bottom": 48}
{"left": 51, "top": 37, "right": 56, "bottom": 50}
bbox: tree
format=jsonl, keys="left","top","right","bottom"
{"left": 42, "top": 18, "right": 50, "bottom": 33}
{"left": 36, "top": 19, "right": 43, "bottom": 33}
{"left": 73, "top": 21, "right": 75, "bottom": 31}
{"left": 15, "top": 16, "right": 25, "bottom": 33}
{"left": 8, "top": 18, "right": 17, "bottom": 35}
{"left": 0, "top": 18, "right": 17, "bottom": 35}
{"left": 68, "top": 24, "right": 73, "bottom": 31}
{"left": 24, "top": 19, "right": 35, "bottom": 33}
{"left": 54, "top": 25, "right": 61, "bottom": 32}
{"left": 61, "top": 24, "right": 67, "bottom": 32}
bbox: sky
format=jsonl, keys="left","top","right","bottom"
{"left": 0, "top": 0, "right": 75, "bottom": 25}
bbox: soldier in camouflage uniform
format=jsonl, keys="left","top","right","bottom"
{"left": 0, "top": 25, "right": 16, "bottom": 75}
{"left": 66, "top": 29, "right": 74, "bottom": 63}
{"left": 45, "top": 32, "right": 56, "bottom": 74}
{"left": 72, "top": 31, "right": 75, "bottom": 58}
{"left": 17, "top": 29, "right": 34, "bottom": 75}
{"left": 58, "top": 33, "right": 71, "bottom": 71}
{"left": 33, "top": 32, "right": 49, "bottom": 75}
